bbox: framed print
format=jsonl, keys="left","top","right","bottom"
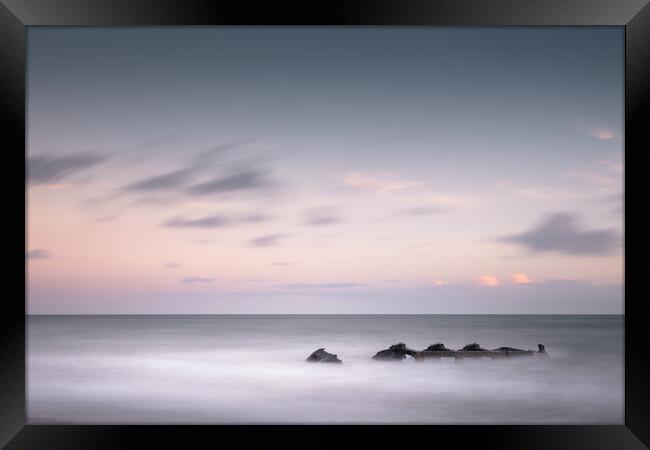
{"left": 2, "top": 0, "right": 648, "bottom": 448}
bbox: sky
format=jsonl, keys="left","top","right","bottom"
{"left": 26, "top": 27, "right": 624, "bottom": 314}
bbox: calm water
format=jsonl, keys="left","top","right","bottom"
{"left": 27, "top": 315, "right": 623, "bottom": 424}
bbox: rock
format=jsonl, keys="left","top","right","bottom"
{"left": 425, "top": 343, "right": 453, "bottom": 351}
{"left": 306, "top": 348, "right": 342, "bottom": 363}
{"left": 372, "top": 343, "right": 418, "bottom": 360}
{"left": 537, "top": 344, "right": 547, "bottom": 354}
{"left": 462, "top": 343, "right": 488, "bottom": 351}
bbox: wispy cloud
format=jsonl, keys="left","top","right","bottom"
{"left": 164, "top": 262, "right": 181, "bottom": 269}
{"left": 497, "top": 181, "right": 578, "bottom": 200}
{"left": 426, "top": 194, "right": 472, "bottom": 208}
{"left": 302, "top": 208, "right": 344, "bottom": 226}
{"left": 476, "top": 275, "right": 499, "bottom": 287}
{"left": 343, "top": 172, "right": 422, "bottom": 193}
{"left": 27, "top": 152, "right": 106, "bottom": 185}
{"left": 573, "top": 122, "right": 618, "bottom": 142}
{"left": 393, "top": 194, "right": 470, "bottom": 218}
{"left": 26, "top": 249, "right": 51, "bottom": 260}
{"left": 594, "top": 191, "right": 624, "bottom": 216}
{"left": 282, "top": 282, "right": 365, "bottom": 289}
{"left": 511, "top": 273, "right": 531, "bottom": 284}
{"left": 192, "top": 140, "right": 255, "bottom": 163}
{"left": 498, "top": 212, "right": 620, "bottom": 256}
{"left": 162, "top": 212, "right": 271, "bottom": 229}
{"left": 121, "top": 168, "right": 193, "bottom": 193}
{"left": 163, "top": 214, "right": 229, "bottom": 228}
{"left": 564, "top": 159, "right": 623, "bottom": 190}
{"left": 401, "top": 206, "right": 449, "bottom": 216}
{"left": 135, "top": 136, "right": 174, "bottom": 149}
{"left": 115, "top": 140, "right": 260, "bottom": 199}
{"left": 244, "top": 213, "right": 271, "bottom": 223}
{"left": 187, "top": 168, "right": 272, "bottom": 196}
{"left": 590, "top": 129, "right": 615, "bottom": 140}
{"left": 517, "top": 187, "right": 575, "bottom": 200}
{"left": 247, "top": 234, "right": 288, "bottom": 247}
{"left": 565, "top": 170, "right": 619, "bottom": 188}
{"left": 182, "top": 277, "right": 214, "bottom": 283}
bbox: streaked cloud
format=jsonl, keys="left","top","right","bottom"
{"left": 401, "top": 206, "right": 449, "bottom": 216}
{"left": 163, "top": 212, "right": 271, "bottom": 229}
{"left": 497, "top": 180, "right": 578, "bottom": 200}
{"left": 282, "top": 282, "right": 365, "bottom": 289}
{"left": 477, "top": 275, "right": 499, "bottom": 287}
{"left": 243, "top": 213, "right": 271, "bottom": 223}
{"left": 511, "top": 273, "right": 531, "bottom": 284}
{"left": 590, "top": 129, "right": 614, "bottom": 140}
{"left": 115, "top": 140, "right": 259, "bottom": 199}
{"left": 135, "top": 136, "right": 174, "bottom": 149}
{"left": 498, "top": 212, "right": 619, "bottom": 256}
{"left": 565, "top": 170, "right": 619, "bottom": 188}
{"left": 187, "top": 168, "right": 272, "bottom": 196}
{"left": 27, "top": 152, "right": 105, "bottom": 185}
{"left": 191, "top": 139, "right": 256, "bottom": 164}
{"left": 573, "top": 121, "right": 617, "bottom": 141}
{"left": 426, "top": 194, "right": 472, "bottom": 208}
{"left": 343, "top": 172, "right": 422, "bottom": 193}
{"left": 564, "top": 159, "right": 623, "bottom": 190}
{"left": 247, "top": 234, "right": 288, "bottom": 247}
{"left": 121, "top": 168, "right": 192, "bottom": 193}
{"left": 302, "top": 209, "right": 344, "bottom": 226}
{"left": 26, "top": 249, "right": 51, "bottom": 260}
{"left": 163, "top": 214, "right": 229, "bottom": 229}
{"left": 182, "top": 277, "right": 214, "bottom": 283}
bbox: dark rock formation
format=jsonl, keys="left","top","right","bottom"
{"left": 306, "top": 348, "right": 342, "bottom": 363}
{"left": 425, "top": 343, "right": 453, "bottom": 352}
{"left": 538, "top": 344, "right": 546, "bottom": 353}
{"left": 462, "top": 343, "right": 488, "bottom": 351}
{"left": 372, "top": 343, "right": 418, "bottom": 360}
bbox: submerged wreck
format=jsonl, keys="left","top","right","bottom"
{"left": 306, "top": 343, "right": 548, "bottom": 364}
{"left": 372, "top": 343, "right": 419, "bottom": 361}
{"left": 306, "top": 348, "right": 343, "bottom": 363}
{"left": 372, "top": 342, "right": 548, "bottom": 361}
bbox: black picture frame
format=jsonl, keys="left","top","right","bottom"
{"left": 3, "top": 0, "right": 648, "bottom": 448}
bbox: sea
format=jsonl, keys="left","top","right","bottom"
{"left": 27, "top": 314, "right": 624, "bottom": 424}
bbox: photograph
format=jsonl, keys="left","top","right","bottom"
{"left": 26, "top": 26, "right": 624, "bottom": 425}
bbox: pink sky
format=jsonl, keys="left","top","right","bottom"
{"left": 26, "top": 27, "right": 624, "bottom": 314}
